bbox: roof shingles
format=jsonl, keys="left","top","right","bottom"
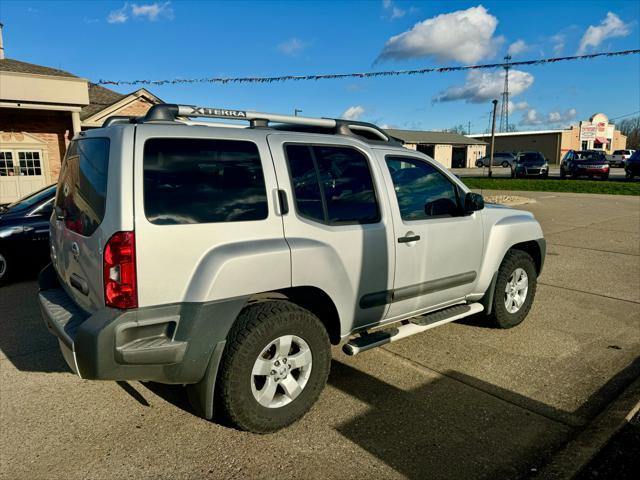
{"left": 0, "top": 58, "right": 78, "bottom": 78}
{"left": 385, "top": 128, "right": 487, "bottom": 146}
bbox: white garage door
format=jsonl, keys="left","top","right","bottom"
{"left": 0, "top": 150, "right": 47, "bottom": 204}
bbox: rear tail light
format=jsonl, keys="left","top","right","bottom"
{"left": 103, "top": 231, "right": 138, "bottom": 309}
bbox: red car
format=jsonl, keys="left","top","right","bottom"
{"left": 560, "top": 150, "right": 610, "bottom": 180}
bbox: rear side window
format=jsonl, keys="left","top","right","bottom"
{"left": 55, "top": 138, "right": 110, "bottom": 236}
{"left": 143, "top": 138, "right": 268, "bottom": 224}
{"left": 285, "top": 144, "right": 380, "bottom": 225}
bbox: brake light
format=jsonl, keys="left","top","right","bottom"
{"left": 103, "top": 231, "right": 138, "bottom": 309}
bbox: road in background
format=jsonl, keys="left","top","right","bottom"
{"left": 452, "top": 166, "right": 630, "bottom": 180}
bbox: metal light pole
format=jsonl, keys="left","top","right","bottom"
{"left": 489, "top": 99, "right": 498, "bottom": 178}
{"left": 294, "top": 109, "right": 303, "bottom": 116}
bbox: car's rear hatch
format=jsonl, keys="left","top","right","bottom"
{"left": 50, "top": 128, "right": 133, "bottom": 314}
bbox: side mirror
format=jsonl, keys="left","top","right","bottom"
{"left": 464, "top": 192, "right": 484, "bottom": 213}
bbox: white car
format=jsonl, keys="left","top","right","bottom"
{"left": 39, "top": 103, "right": 546, "bottom": 433}
{"left": 608, "top": 149, "right": 635, "bottom": 167}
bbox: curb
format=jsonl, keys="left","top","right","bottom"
{"left": 532, "top": 373, "right": 640, "bottom": 480}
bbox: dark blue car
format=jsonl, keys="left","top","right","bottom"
{"left": 0, "top": 184, "right": 56, "bottom": 285}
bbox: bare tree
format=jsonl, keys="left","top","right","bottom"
{"left": 616, "top": 116, "right": 640, "bottom": 149}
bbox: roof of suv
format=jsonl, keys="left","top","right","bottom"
{"left": 102, "top": 103, "right": 404, "bottom": 147}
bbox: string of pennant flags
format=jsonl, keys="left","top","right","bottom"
{"left": 97, "top": 49, "right": 640, "bottom": 87}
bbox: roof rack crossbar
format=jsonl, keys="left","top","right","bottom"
{"left": 140, "top": 103, "right": 391, "bottom": 142}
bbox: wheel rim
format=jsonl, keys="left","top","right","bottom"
{"left": 250, "top": 334, "right": 313, "bottom": 409}
{"left": 0, "top": 253, "right": 6, "bottom": 279}
{"left": 504, "top": 267, "right": 528, "bottom": 314}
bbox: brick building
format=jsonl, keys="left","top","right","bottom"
{"left": 0, "top": 37, "right": 161, "bottom": 203}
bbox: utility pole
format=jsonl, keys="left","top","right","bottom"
{"left": 499, "top": 54, "right": 511, "bottom": 132}
{"left": 489, "top": 99, "right": 498, "bottom": 178}
{"left": 294, "top": 109, "right": 303, "bottom": 116}
{"left": 468, "top": 121, "right": 471, "bottom": 135}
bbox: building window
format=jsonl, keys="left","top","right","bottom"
{"left": 0, "top": 152, "right": 14, "bottom": 176}
{"left": 17, "top": 151, "right": 42, "bottom": 176}
{"left": 581, "top": 141, "right": 588, "bottom": 150}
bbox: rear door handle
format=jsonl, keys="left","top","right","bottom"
{"left": 398, "top": 234, "right": 421, "bottom": 243}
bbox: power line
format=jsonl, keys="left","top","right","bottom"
{"left": 609, "top": 110, "right": 640, "bottom": 121}
{"left": 97, "top": 49, "right": 640, "bottom": 87}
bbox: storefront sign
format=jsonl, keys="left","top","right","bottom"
{"left": 580, "top": 125, "right": 596, "bottom": 141}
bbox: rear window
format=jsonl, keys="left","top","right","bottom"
{"left": 613, "top": 150, "right": 629, "bottom": 155}
{"left": 55, "top": 138, "right": 110, "bottom": 236}
{"left": 285, "top": 144, "right": 380, "bottom": 225}
{"left": 143, "top": 138, "right": 268, "bottom": 225}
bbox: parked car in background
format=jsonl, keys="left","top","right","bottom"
{"left": 0, "top": 184, "right": 55, "bottom": 285}
{"left": 560, "top": 150, "right": 610, "bottom": 180}
{"left": 511, "top": 152, "right": 549, "bottom": 178}
{"left": 608, "top": 149, "right": 635, "bottom": 167}
{"left": 476, "top": 152, "right": 515, "bottom": 168}
{"left": 624, "top": 150, "right": 640, "bottom": 179}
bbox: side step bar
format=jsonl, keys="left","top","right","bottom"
{"left": 343, "top": 303, "right": 484, "bottom": 356}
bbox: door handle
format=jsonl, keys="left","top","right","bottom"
{"left": 398, "top": 234, "right": 421, "bottom": 243}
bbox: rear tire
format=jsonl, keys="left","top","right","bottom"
{"left": 0, "top": 251, "right": 11, "bottom": 286}
{"left": 502, "top": 161, "right": 509, "bottom": 168}
{"left": 215, "top": 300, "right": 331, "bottom": 433}
{"left": 488, "top": 250, "right": 537, "bottom": 329}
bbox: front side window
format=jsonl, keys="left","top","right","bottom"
{"left": 386, "top": 156, "right": 460, "bottom": 220}
{"left": 55, "top": 138, "right": 110, "bottom": 236}
{"left": 285, "top": 144, "right": 380, "bottom": 225}
{"left": 143, "top": 138, "right": 268, "bottom": 225}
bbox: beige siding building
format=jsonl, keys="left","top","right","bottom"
{"left": 385, "top": 129, "right": 487, "bottom": 168}
{"left": 470, "top": 113, "right": 627, "bottom": 165}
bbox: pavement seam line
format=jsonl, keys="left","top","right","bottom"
{"left": 546, "top": 242, "right": 640, "bottom": 257}
{"left": 538, "top": 282, "right": 640, "bottom": 304}
{"left": 376, "top": 346, "right": 580, "bottom": 428}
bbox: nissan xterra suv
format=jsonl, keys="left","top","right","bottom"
{"left": 39, "top": 104, "right": 545, "bottom": 433}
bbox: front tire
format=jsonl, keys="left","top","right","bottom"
{"left": 488, "top": 249, "right": 537, "bottom": 329}
{"left": 215, "top": 300, "right": 331, "bottom": 433}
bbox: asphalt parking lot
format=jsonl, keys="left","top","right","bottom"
{"left": 1, "top": 191, "right": 639, "bottom": 480}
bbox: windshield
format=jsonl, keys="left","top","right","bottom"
{"left": 518, "top": 153, "right": 544, "bottom": 163}
{"left": 5, "top": 184, "right": 56, "bottom": 211}
{"left": 574, "top": 151, "right": 606, "bottom": 162}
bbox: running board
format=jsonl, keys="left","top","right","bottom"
{"left": 342, "top": 303, "right": 484, "bottom": 356}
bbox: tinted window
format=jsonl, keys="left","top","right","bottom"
{"left": 55, "top": 138, "right": 109, "bottom": 236}
{"left": 143, "top": 138, "right": 268, "bottom": 225}
{"left": 386, "top": 156, "right": 460, "bottom": 220}
{"left": 7, "top": 184, "right": 55, "bottom": 211}
{"left": 518, "top": 152, "right": 544, "bottom": 163}
{"left": 285, "top": 145, "right": 380, "bottom": 225}
{"left": 574, "top": 151, "right": 606, "bottom": 161}
{"left": 286, "top": 145, "right": 324, "bottom": 222}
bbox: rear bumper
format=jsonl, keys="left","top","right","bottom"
{"left": 575, "top": 167, "right": 609, "bottom": 174}
{"left": 38, "top": 263, "right": 248, "bottom": 384}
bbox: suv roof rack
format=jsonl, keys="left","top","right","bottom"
{"left": 102, "top": 103, "right": 399, "bottom": 145}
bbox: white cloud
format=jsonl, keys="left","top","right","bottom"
{"left": 551, "top": 33, "right": 565, "bottom": 56}
{"left": 131, "top": 2, "right": 174, "bottom": 21}
{"left": 376, "top": 5, "right": 504, "bottom": 64}
{"left": 508, "top": 100, "right": 529, "bottom": 112}
{"left": 434, "top": 69, "right": 534, "bottom": 103}
{"left": 383, "top": 0, "right": 408, "bottom": 20}
{"left": 507, "top": 39, "right": 528, "bottom": 56}
{"left": 277, "top": 38, "right": 307, "bottom": 57}
{"left": 577, "top": 12, "right": 631, "bottom": 54}
{"left": 341, "top": 106, "right": 365, "bottom": 120}
{"left": 107, "top": 5, "right": 128, "bottom": 23}
{"left": 520, "top": 107, "right": 577, "bottom": 126}
{"left": 107, "top": 2, "right": 174, "bottom": 24}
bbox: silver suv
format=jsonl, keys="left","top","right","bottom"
{"left": 39, "top": 104, "right": 545, "bottom": 433}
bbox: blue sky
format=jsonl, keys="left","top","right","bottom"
{"left": 1, "top": 0, "right": 639, "bottom": 132}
